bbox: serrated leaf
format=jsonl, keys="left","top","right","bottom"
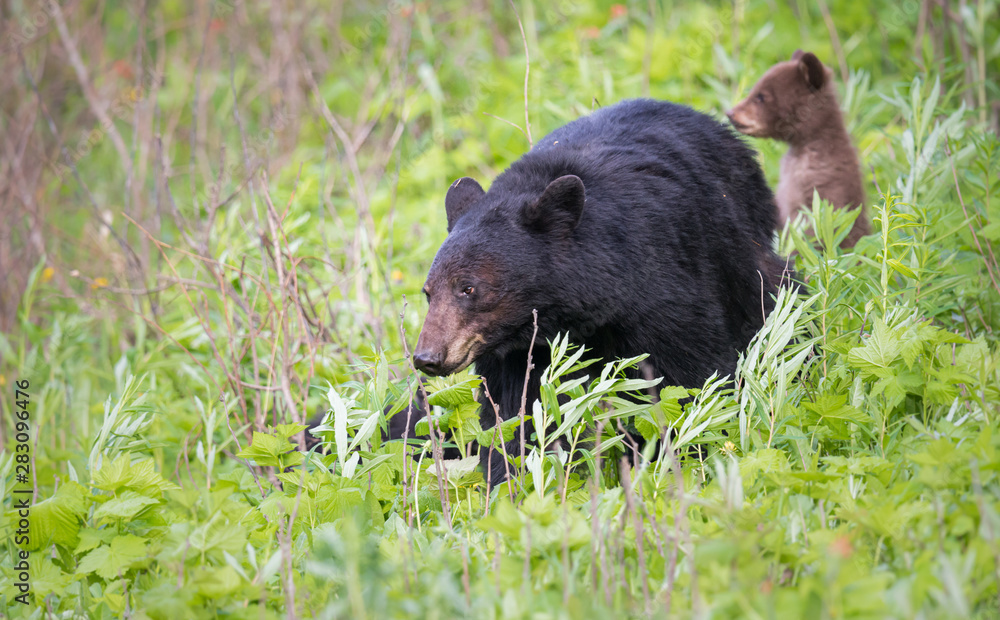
{"left": 450, "top": 401, "right": 483, "bottom": 440}
{"left": 425, "top": 375, "right": 481, "bottom": 408}
{"left": 236, "top": 431, "right": 299, "bottom": 468}
{"left": 92, "top": 455, "right": 180, "bottom": 497}
{"left": 75, "top": 528, "right": 117, "bottom": 554}
{"left": 27, "top": 481, "right": 87, "bottom": 551}
{"left": 802, "top": 394, "right": 868, "bottom": 424}
{"left": 93, "top": 491, "right": 159, "bottom": 521}
{"left": 29, "top": 558, "right": 74, "bottom": 601}
{"left": 476, "top": 416, "right": 521, "bottom": 447}
{"left": 273, "top": 423, "right": 308, "bottom": 440}
{"left": 848, "top": 318, "right": 902, "bottom": 378}
{"left": 78, "top": 534, "right": 147, "bottom": 580}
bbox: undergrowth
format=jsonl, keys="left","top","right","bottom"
{"left": 2, "top": 1, "right": 1000, "bottom": 618}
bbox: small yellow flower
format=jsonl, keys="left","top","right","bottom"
{"left": 722, "top": 440, "right": 737, "bottom": 455}
{"left": 92, "top": 277, "right": 109, "bottom": 289}
{"left": 0, "top": 375, "right": 6, "bottom": 387}
{"left": 391, "top": 269, "right": 403, "bottom": 282}
{"left": 42, "top": 267, "right": 54, "bottom": 283}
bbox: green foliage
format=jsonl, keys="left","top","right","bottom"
{"left": 4, "top": 0, "right": 1000, "bottom": 617}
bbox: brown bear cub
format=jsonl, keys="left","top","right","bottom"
{"left": 727, "top": 50, "right": 870, "bottom": 247}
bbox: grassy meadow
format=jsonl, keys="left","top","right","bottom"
{"left": 1, "top": 0, "right": 1000, "bottom": 617}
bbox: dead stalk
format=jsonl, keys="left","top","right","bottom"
{"left": 518, "top": 309, "right": 539, "bottom": 486}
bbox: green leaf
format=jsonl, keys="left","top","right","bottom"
{"left": 273, "top": 423, "right": 308, "bottom": 439}
{"left": 848, "top": 318, "right": 902, "bottom": 378}
{"left": 476, "top": 416, "right": 521, "bottom": 447}
{"left": 478, "top": 498, "right": 523, "bottom": 539}
{"left": 450, "top": 401, "right": 483, "bottom": 440}
{"left": 78, "top": 534, "right": 148, "bottom": 580}
{"left": 802, "top": 394, "right": 868, "bottom": 424}
{"left": 92, "top": 455, "right": 179, "bottom": 497}
{"left": 979, "top": 221, "right": 1000, "bottom": 241}
{"left": 26, "top": 481, "right": 87, "bottom": 551}
{"left": 425, "top": 373, "right": 481, "bottom": 408}
{"left": 426, "top": 455, "right": 480, "bottom": 480}
{"left": 192, "top": 565, "right": 244, "bottom": 599}
{"left": 93, "top": 490, "right": 159, "bottom": 521}
{"left": 236, "top": 431, "right": 298, "bottom": 468}
{"left": 29, "top": 558, "right": 74, "bottom": 601}
{"left": 887, "top": 258, "right": 916, "bottom": 279}
{"left": 74, "top": 528, "right": 117, "bottom": 554}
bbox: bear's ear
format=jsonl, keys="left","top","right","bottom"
{"left": 791, "top": 49, "right": 804, "bottom": 61}
{"left": 445, "top": 177, "right": 485, "bottom": 232}
{"left": 797, "top": 52, "right": 826, "bottom": 91}
{"left": 521, "top": 175, "right": 586, "bottom": 235}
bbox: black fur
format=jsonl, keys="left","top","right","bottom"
{"left": 417, "top": 99, "right": 785, "bottom": 484}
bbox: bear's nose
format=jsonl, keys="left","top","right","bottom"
{"left": 413, "top": 350, "right": 444, "bottom": 375}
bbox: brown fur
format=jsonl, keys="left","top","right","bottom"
{"left": 727, "top": 50, "right": 870, "bottom": 247}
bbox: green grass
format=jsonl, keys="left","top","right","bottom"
{"left": 2, "top": 0, "right": 1000, "bottom": 617}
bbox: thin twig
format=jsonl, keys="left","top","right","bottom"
{"left": 482, "top": 379, "right": 516, "bottom": 505}
{"left": 399, "top": 298, "right": 415, "bottom": 527}
{"left": 507, "top": 0, "right": 533, "bottom": 146}
{"left": 815, "top": 0, "right": 849, "bottom": 84}
{"left": 518, "top": 309, "right": 540, "bottom": 485}
{"left": 482, "top": 111, "right": 529, "bottom": 142}
{"left": 47, "top": 0, "right": 133, "bottom": 177}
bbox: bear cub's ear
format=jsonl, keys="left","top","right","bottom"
{"left": 521, "top": 174, "right": 586, "bottom": 235}
{"left": 445, "top": 177, "right": 486, "bottom": 232}
{"left": 796, "top": 51, "right": 826, "bottom": 91}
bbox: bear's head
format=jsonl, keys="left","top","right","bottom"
{"left": 412, "top": 174, "right": 586, "bottom": 376}
{"left": 726, "top": 50, "right": 834, "bottom": 142}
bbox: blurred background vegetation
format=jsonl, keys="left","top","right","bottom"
{"left": 1, "top": 0, "right": 1000, "bottom": 617}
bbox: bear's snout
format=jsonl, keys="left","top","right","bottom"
{"left": 413, "top": 349, "right": 446, "bottom": 375}
{"left": 726, "top": 107, "right": 750, "bottom": 132}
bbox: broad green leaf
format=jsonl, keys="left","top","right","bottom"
{"left": 77, "top": 534, "right": 148, "bottom": 580}
{"left": 26, "top": 481, "right": 87, "bottom": 551}
{"left": 93, "top": 491, "right": 159, "bottom": 521}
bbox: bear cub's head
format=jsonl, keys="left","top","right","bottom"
{"left": 726, "top": 50, "right": 834, "bottom": 142}
{"left": 413, "top": 174, "right": 586, "bottom": 376}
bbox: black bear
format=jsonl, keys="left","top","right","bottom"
{"left": 726, "top": 51, "right": 870, "bottom": 247}
{"left": 413, "top": 99, "right": 786, "bottom": 484}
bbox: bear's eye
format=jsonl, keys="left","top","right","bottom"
{"left": 462, "top": 285, "right": 475, "bottom": 296}
{"left": 755, "top": 93, "right": 766, "bottom": 103}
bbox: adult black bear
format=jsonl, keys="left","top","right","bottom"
{"left": 413, "top": 99, "right": 786, "bottom": 484}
